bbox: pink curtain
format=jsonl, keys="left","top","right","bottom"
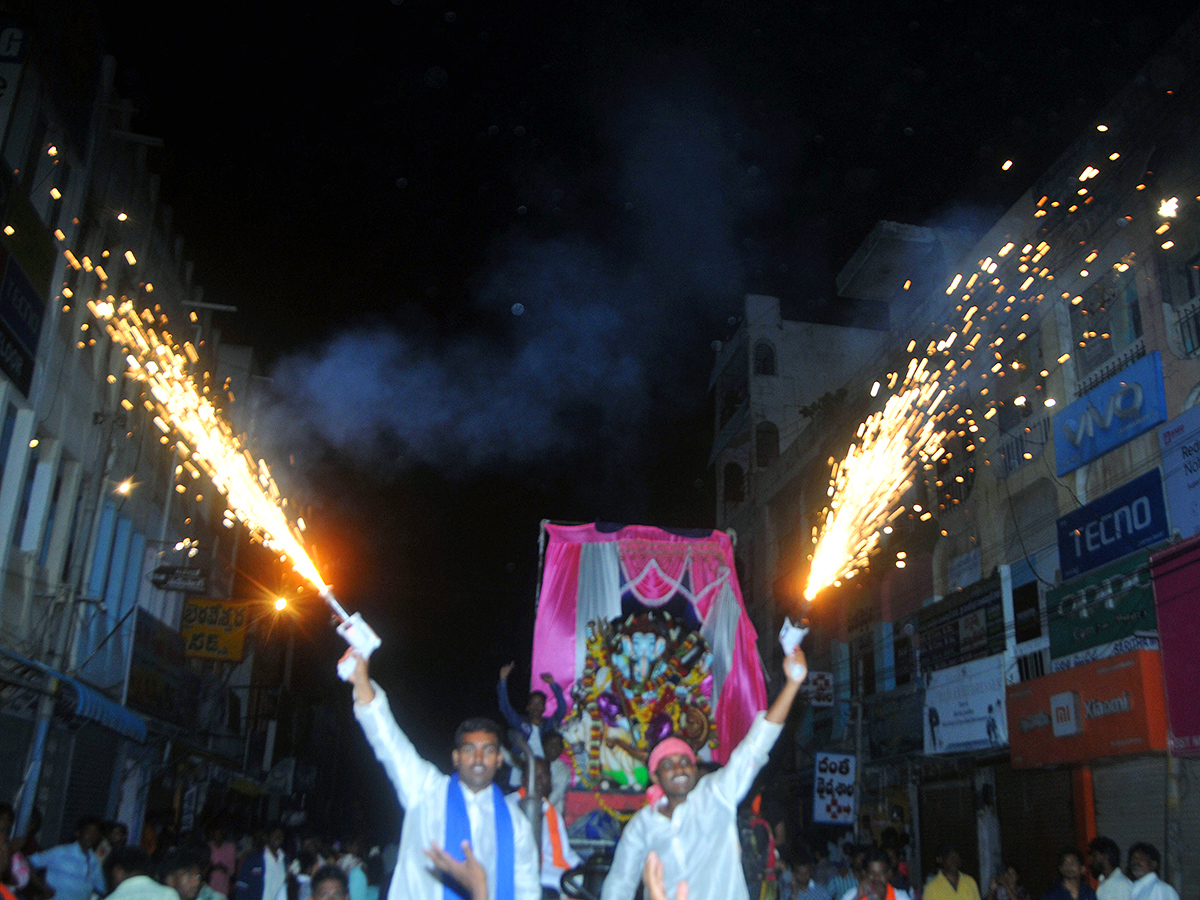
{"left": 530, "top": 523, "right": 767, "bottom": 763}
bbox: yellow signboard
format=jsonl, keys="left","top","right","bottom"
{"left": 181, "top": 599, "right": 247, "bottom": 661}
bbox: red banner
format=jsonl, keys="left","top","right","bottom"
{"left": 1151, "top": 535, "right": 1200, "bottom": 755}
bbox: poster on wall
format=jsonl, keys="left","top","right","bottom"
{"left": 923, "top": 654, "right": 1008, "bottom": 754}
{"left": 1159, "top": 403, "right": 1200, "bottom": 540}
{"left": 813, "top": 752, "right": 856, "bottom": 825}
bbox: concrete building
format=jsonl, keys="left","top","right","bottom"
{"left": 711, "top": 12, "right": 1200, "bottom": 895}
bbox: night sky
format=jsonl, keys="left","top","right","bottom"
{"left": 94, "top": 0, "right": 1196, "bottom": 788}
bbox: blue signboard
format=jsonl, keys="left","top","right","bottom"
{"left": 1054, "top": 352, "right": 1167, "bottom": 476}
{"left": 1056, "top": 468, "right": 1169, "bottom": 580}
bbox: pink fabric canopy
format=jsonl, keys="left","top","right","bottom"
{"left": 530, "top": 522, "right": 767, "bottom": 763}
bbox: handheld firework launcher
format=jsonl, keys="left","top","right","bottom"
{"left": 321, "top": 586, "right": 383, "bottom": 681}
{"left": 778, "top": 616, "right": 808, "bottom": 681}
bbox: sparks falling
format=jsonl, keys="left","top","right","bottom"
{"left": 803, "top": 115, "right": 1171, "bottom": 601}
{"left": 86, "top": 296, "right": 328, "bottom": 593}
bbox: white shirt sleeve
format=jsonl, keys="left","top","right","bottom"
{"left": 353, "top": 682, "right": 446, "bottom": 809}
{"left": 705, "top": 713, "right": 782, "bottom": 807}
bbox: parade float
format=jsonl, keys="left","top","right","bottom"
{"left": 529, "top": 522, "right": 768, "bottom": 844}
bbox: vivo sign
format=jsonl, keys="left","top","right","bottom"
{"left": 1056, "top": 468, "right": 1169, "bottom": 580}
{"left": 1054, "top": 352, "right": 1167, "bottom": 476}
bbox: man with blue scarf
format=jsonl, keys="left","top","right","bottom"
{"left": 344, "top": 650, "right": 540, "bottom": 900}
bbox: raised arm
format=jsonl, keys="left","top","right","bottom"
{"left": 710, "top": 647, "right": 807, "bottom": 806}
{"left": 345, "top": 650, "right": 446, "bottom": 809}
{"left": 497, "top": 662, "right": 525, "bottom": 730}
{"left": 542, "top": 674, "right": 569, "bottom": 728}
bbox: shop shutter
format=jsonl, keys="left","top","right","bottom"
{"left": 1093, "top": 756, "right": 1166, "bottom": 870}
{"left": 1177, "top": 758, "right": 1200, "bottom": 899}
{"left": 59, "top": 724, "right": 120, "bottom": 833}
{"left": 920, "top": 778, "right": 977, "bottom": 881}
{"left": 993, "top": 762, "right": 1074, "bottom": 898}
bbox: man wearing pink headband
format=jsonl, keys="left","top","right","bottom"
{"left": 600, "top": 647, "right": 808, "bottom": 900}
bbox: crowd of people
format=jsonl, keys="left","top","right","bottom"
{"left": 766, "top": 838, "right": 1180, "bottom": 900}
{"left": 0, "top": 806, "right": 394, "bottom": 900}
{"left": 0, "top": 647, "right": 1186, "bottom": 900}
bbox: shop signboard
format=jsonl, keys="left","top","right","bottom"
{"left": 813, "top": 752, "right": 855, "bottom": 825}
{"left": 1159, "top": 403, "right": 1200, "bottom": 540}
{"left": 1150, "top": 535, "right": 1200, "bottom": 755}
{"left": 181, "top": 599, "right": 248, "bottom": 661}
{"left": 923, "top": 654, "right": 1007, "bottom": 754}
{"left": 917, "top": 575, "right": 1004, "bottom": 673}
{"left": 1053, "top": 352, "right": 1167, "bottom": 476}
{"left": 1055, "top": 469, "right": 1168, "bottom": 581}
{"left": 1048, "top": 549, "right": 1158, "bottom": 671}
{"left": 1006, "top": 650, "right": 1168, "bottom": 767}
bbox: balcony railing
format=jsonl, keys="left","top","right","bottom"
{"left": 1075, "top": 337, "right": 1146, "bottom": 396}
{"left": 992, "top": 415, "right": 1051, "bottom": 478}
{"left": 1176, "top": 297, "right": 1200, "bottom": 357}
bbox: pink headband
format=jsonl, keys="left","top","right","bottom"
{"left": 648, "top": 737, "right": 695, "bottom": 776}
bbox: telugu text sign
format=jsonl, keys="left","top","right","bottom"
{"left": 181, "top": 599, "right": 247, "bottom": 661}
{"left": 813, "top": 752, "right": 856, "bottom": 825}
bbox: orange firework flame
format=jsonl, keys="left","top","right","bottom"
{"left": 87, "top": 296, "right": 328, "bottom": 594}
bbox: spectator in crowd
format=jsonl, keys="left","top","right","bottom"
{"left": 986, "top": 862, "right": 1029, "bottom": 900}
{"left": 598, "top": 647, "right": 808, "bottom": 900}
{"left": 103, "top": 847, "right": 175, "bottom": 900}
{"left": 923, "top": 846, "right": 981, "bottom": 900}
{"left": 541, "top": 734, "right": 571, "bottom": 813}
{"left": 520, "top": 758, "right": 581, "bottom": 900}
{"left": 208, "top": 826, "right": 237, "bottom": 897}
{"left": 1086, "top": 839, "right": 1130, "bottom": 900}
{"left": 786, "top": 852, "right": 831, "bottom": 900}
{"left": 851, "top": 848, "right": 911, "bottom": 900}
{"left": 234, "top": 827, "right": 287, "bottom": 900}
{"left": 1127, "top": 845, "right": 1178, "bottom": 900}
{"left": 29, "top": 816, "right": 108, "bottom": 900}
{"left": 1041, "top": 849, "right": 1095, "bottom": 900}
{"left": 336, "top": 838, "right": 367, "bottom": 900}
{"left": 97, "top": 824, "right": 129, "bottom": 866}
{"left": 879, "top": 831, "right": 910, "bottom": 895}
{"left": 309, "top": 869, "right": 350, "bottom": 900}
{"left": 1, "top": 829, "right": 20, "bottom": 900}
{"left": 825, "top": 847, "right": 859, "bottom": 900}
{"left": 739, "top": 794, "right": 778, "bottom": 900}
{"left": 345, "top": 649, "right": 539, "bottom": 900}
{"left": 162, "top": 848, "right": 207, "bottom": 900}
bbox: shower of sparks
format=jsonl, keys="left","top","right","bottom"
{"left": 803, "top": 112, "right": 1175, "bottom": 601}
{"left": 86, "top": 296, "right": 328, "bottom": 593}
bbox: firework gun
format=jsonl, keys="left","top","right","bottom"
{"left": 778, "top": 617, "right": 809, "bottom": 681}
{"left": 321, "top": 587, "right": 383, "bottom": 681}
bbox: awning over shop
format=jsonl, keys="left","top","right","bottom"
{"left": 0, "top": 647, "right": 146, "bottom": 742}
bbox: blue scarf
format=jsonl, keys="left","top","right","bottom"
{"left": 443, "top": 774, "right": 514, "bottom": 900}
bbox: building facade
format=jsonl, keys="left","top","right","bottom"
{"left": 712, "top": 13, "right": 1200, "bottom": 896}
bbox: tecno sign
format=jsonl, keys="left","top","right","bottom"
{"left": 1054, "top": 352, "right": 1166, "bottom": 476}
{"left": 1056, "top": 468, "right": 1169, "bottom": 580}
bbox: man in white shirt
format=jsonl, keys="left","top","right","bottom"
{"left": 345, "top": 650, "right": 540, "bottom": 900}
{"left": 104, "top": 848, "right": 178, "bottom": 900}
{"left": 1087, "top": 837, "right": 1130, "bottom": 900}
{"left": 1127, "top": 844, "right": 1178, "bottom": 900}
{"left": 599, "top": 647, "right": 808, "bottom": 900}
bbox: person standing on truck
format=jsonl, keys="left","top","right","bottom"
{"left": 599, "top": 647, "right": 809, "bottom": 900}
{"left": 497, "top": 663, "right": 569, "bottom": 760}
{"left": 344, "top": 650, "right": 540, "bottom": 900}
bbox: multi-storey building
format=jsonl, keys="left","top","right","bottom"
{"left": 0, "top": 2, "right": 317, "bottom": 844}
{"left": 712, "top": 12, "right": 1200, "bottom": 896}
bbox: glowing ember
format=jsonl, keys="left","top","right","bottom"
{"left": 87, "top": 297, "right": 328, "bottom": 593}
